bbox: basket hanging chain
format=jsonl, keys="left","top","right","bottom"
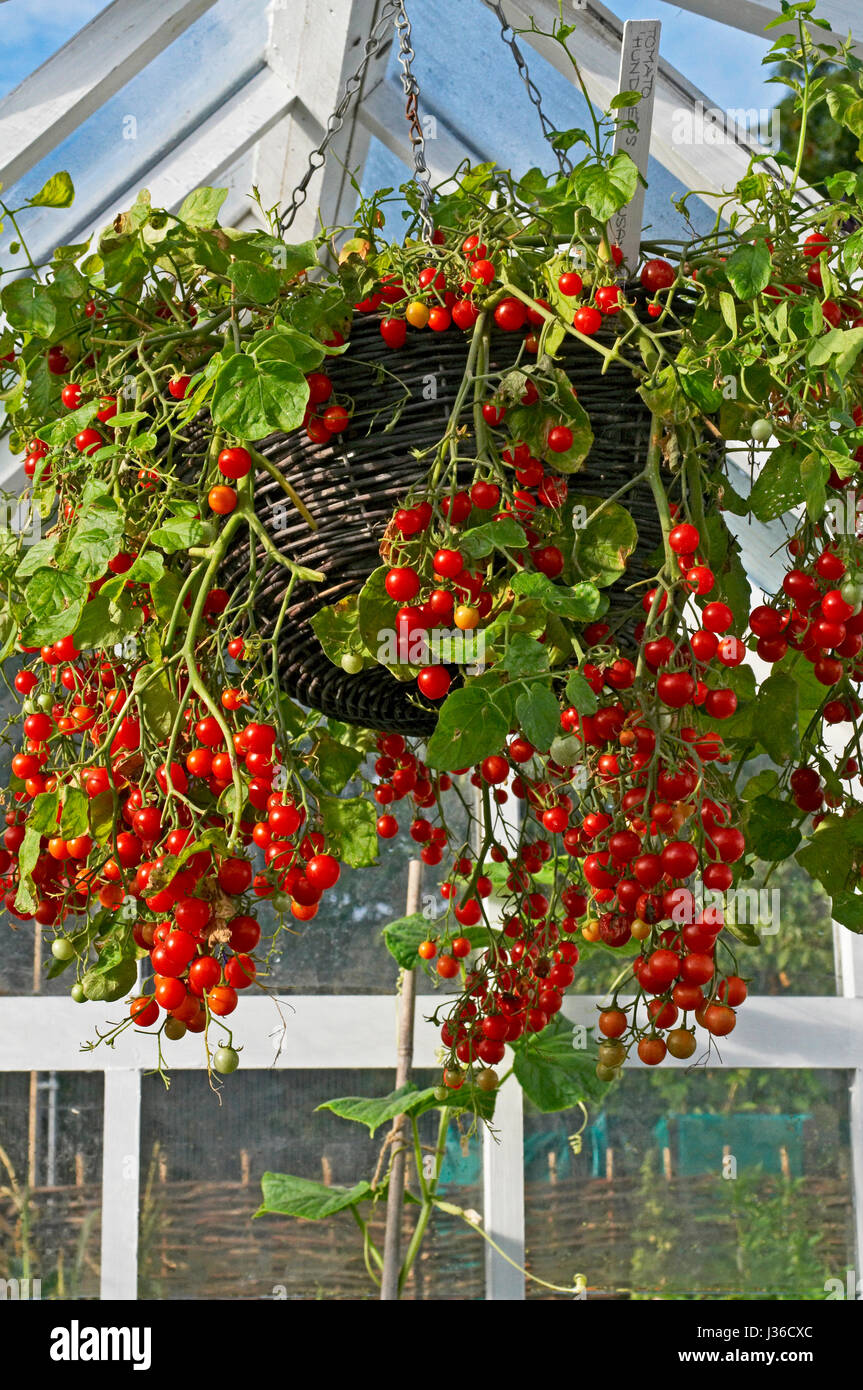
{"left": 486, "top": 0, "right": 572, "bottom": 177}
{"left": 393, "top": 0, "right": 436, "bottom": 242}
{"left": 277, "top": 0, "right": 402, "bottom": 235}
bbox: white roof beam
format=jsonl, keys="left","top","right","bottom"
{"left": 669, "top": 0, "right": 863, "bottom": 56}
{"left": 20, "top": 69, "right": 295, "bottom": 274}
{"left": 255, "top": 0, "right": 393, "bottom": 240}
{"left": 0, "top": 0, "right": 220, "bottom": 193}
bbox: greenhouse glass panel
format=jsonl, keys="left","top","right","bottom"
{"left": 138, "top": 1069, "right": 483, "bottom": 1300}
{"left": 523, "top": 1069, "right": 856, "bottom": 1300}
{"left": 0, "top": 1071, "right": 103, "bottom": 1299}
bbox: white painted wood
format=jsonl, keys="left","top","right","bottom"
{"left": 669, "top": 0, "right": 863, "bottom": 55}
{"left": 562, "top": 994, "right": 863, "bottom": 1069}
{"left": 0, "top": 0, "right": 220, "bottom": 192}
{"left": 610, "top": 19, "right": 661, "bottom": 273}
{"left": 483, "top": 1073, "right": 525, "bottom": 1299}
{"left": 19, "top": 72, "right": 289, "bottom": 272}
{"left": 256, "top": 0, "right": 390, "bottom": 241}
{"left": 99, "top": 1069, "right": 141, "bottom": 1300}
{"left": 490, "top": 0, "right": 819, "bottom": 215}
{"left": 2, "top": 994, "right": 862, "bottom": 1070}
{"left": 101, "top": 68, "right": 293, "bottom": 226}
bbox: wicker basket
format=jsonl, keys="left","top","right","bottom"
{"left": 214, "top": 313, "right": 661, "bottom": 736}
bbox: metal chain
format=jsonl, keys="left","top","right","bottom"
{"left": 277, "top": 0, "right": 402, "bottom": 235}
{"left": 485, "top": 0, "right": 573, "bottom": 177}
{"left": 393, "top": 0, "right": 435, "bottom": 242}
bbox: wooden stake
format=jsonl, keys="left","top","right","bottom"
{"left": 380, "top": 857, "right": 423, "bottom": 1301}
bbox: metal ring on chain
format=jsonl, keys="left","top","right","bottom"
{"left": 485, "top": 0, "right": 573, "bottom": 178}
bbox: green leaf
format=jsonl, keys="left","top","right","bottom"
{"left": 43, "top": 400, "right": 100, "bottom": 447}
{"left": 459, "top": 516, "right": 527, "bottom": 559}
{"left": 725, "top": 241, "right": 772, "bottom": 299}
{"left": 314, "top": 732, "right": 363, "bottom": 794}
{"left": 565, "top": 671, "right": 598, "bottom": 715}
{"left": 28, "top": 171, "right": 75, "bottom": 208}
{"left": 211, "top": 355, "right": 310, "bottom": 439}
{"left": 754, "top": 672, "right": 799, "bottom": 764}
{"left": 59, "top": 787, "right": 89, "bottom": 839}
{"left": 310, "top": 596, "right": 362, "bottom": 668}
{"left": 227, "top": 260, "right": 280, "bottom": 303}
{"left": 316, "top": 1083, "right": 436, "bottom": 1136}
{"left": 800, "top": 451, "right": 828, "bottom": 521}
{"left": 177, "top": 186, "right": 228, "bottom": 228}
{"left": 511, "top": 1016, "right": 607, "bottom": 1111}
{"left": 137, "top": 663, "right": 180, "bottom": 739}
{"left": 318, "top": 795, "right": 378, "bottom": 868}
{"left": 74, "top": 592, "right": 143, "bottom": 650}
{"left": 357, "top": 566, "right": 398, "bottom": 661}
{"left": 515, "top": 682, "right": 560, "bottom": 752}
{"left": 150, "top": 515, "right": 210, "bottom": 552}
{"left": 425, "top": 686, "right": 509, "bottom": 771}
{"left": 88, "top": 790, "right": 117, "bottom": 842}
{"left": 256, "top": 1172, "right": 374, "bottom": 1221}
{"left": 572, "top": 151, "right": 639, "bottom": 221}
{"left": 610, "top": 90, "right": 643, "bottom": 108}
{"left": 573, "top": 497, "right": 637, "bottom": 587}
{"left": 2, "top": 280, "right": 57, "bottom": 337}
{"left": 510, "top": 571, "right": 603, "bottom": 621}
{"left": 500, "top": 633, "right": 549, "bottom": 678}
{"left": 744, "top": 795, "right": 802, "bottom": 861}
{"left": 748, "top": 442, "right": 806, "bottom": 520}
{"left": 248, "top": 326, "right": 326, "bottom": 373}
{"left": 831, "top": 891, "right": 863, "bottom": 933}
{"left": 741, "top": 768, "right": 779, "bottom": 801}
{"left": 797, "top": 815, "right": 863, "bottom": 896}
{"left": 81, "top": 955, "right": 137, "bottom": 1003}
{"left": 382, "top": 911, "right": 437, "bottom": 968}
{"left": 807, "top": 325, "right": 863, "bottom": 376}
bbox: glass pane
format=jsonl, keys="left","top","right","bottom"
{"left": 138, "top": 1068, "right": 484, "bottom": 1300}
{"left": 0, "top": 2, "right": 112, "bottom": 101}
{"left": 0, "top": 0, "right": 271, "bottom": 268}
{"left": 0, "top": 1071, "right": 103, "bottom": 1299}
{"left": 524, "top": 1068, "right": 855, "bottom": 1299}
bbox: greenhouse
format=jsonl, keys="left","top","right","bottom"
{"left": 0, "top": 0, "right": 862, "bottom": 1333}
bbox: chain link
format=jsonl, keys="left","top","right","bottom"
{"left": 393, "top": 0, "right": 435, "bottom": 242}
{"left": 485, "top": 0, "right": 572, "bottom": 177}
{"left": 277, "top": 0, "right": 402, "bottom": 235}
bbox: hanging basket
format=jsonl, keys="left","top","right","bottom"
{"left": 210, "top": 311, "right": 663, "bottom": 736}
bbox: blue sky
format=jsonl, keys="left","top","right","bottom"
{"left": 1, "top": 0, "right": 776, "bottom": 110}
{"left": 0, "top": 0, "right": 108, "bottom": 99}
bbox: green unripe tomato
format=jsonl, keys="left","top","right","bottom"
{"left": 36, "top": 692, "right": 54, "bottom": 712}
{"left": 596, "top": 1062, "right": 619, "bottom": 1083}
{"left": 213, "top": 1045, "right": 240, "bottom": 1075}
{"left": 270, "top": 891, "right": 291, "bottom": 913}
{"left": 70, "top": 982, "right": 86, "bottom": 1003}
{"left": 750, "top": 417, "right": 773, "bottom": 443}
{"left": 433, "top": 1086, "right": 449, "bottom": 1102}
{"left": 164, "top": 1018, "right": 187, "bottom": 1041}
{"left": 340, "top": 652, "right": 364, "bottom": 674}
{"left": 598, "top": 1040, "right": 626, "bottom": 1068}
{"left": 52, "top": 938, "right": 75, "bottom": 961}
{"left": 841, "top": 578, "right": 863, "bottom": 613}
{"left": 475, "top": 1068, "right": 499, "bottom": 1092}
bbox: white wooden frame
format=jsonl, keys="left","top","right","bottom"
{"left": 0, "top": 0, "right": 860, "bottom": 1303}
